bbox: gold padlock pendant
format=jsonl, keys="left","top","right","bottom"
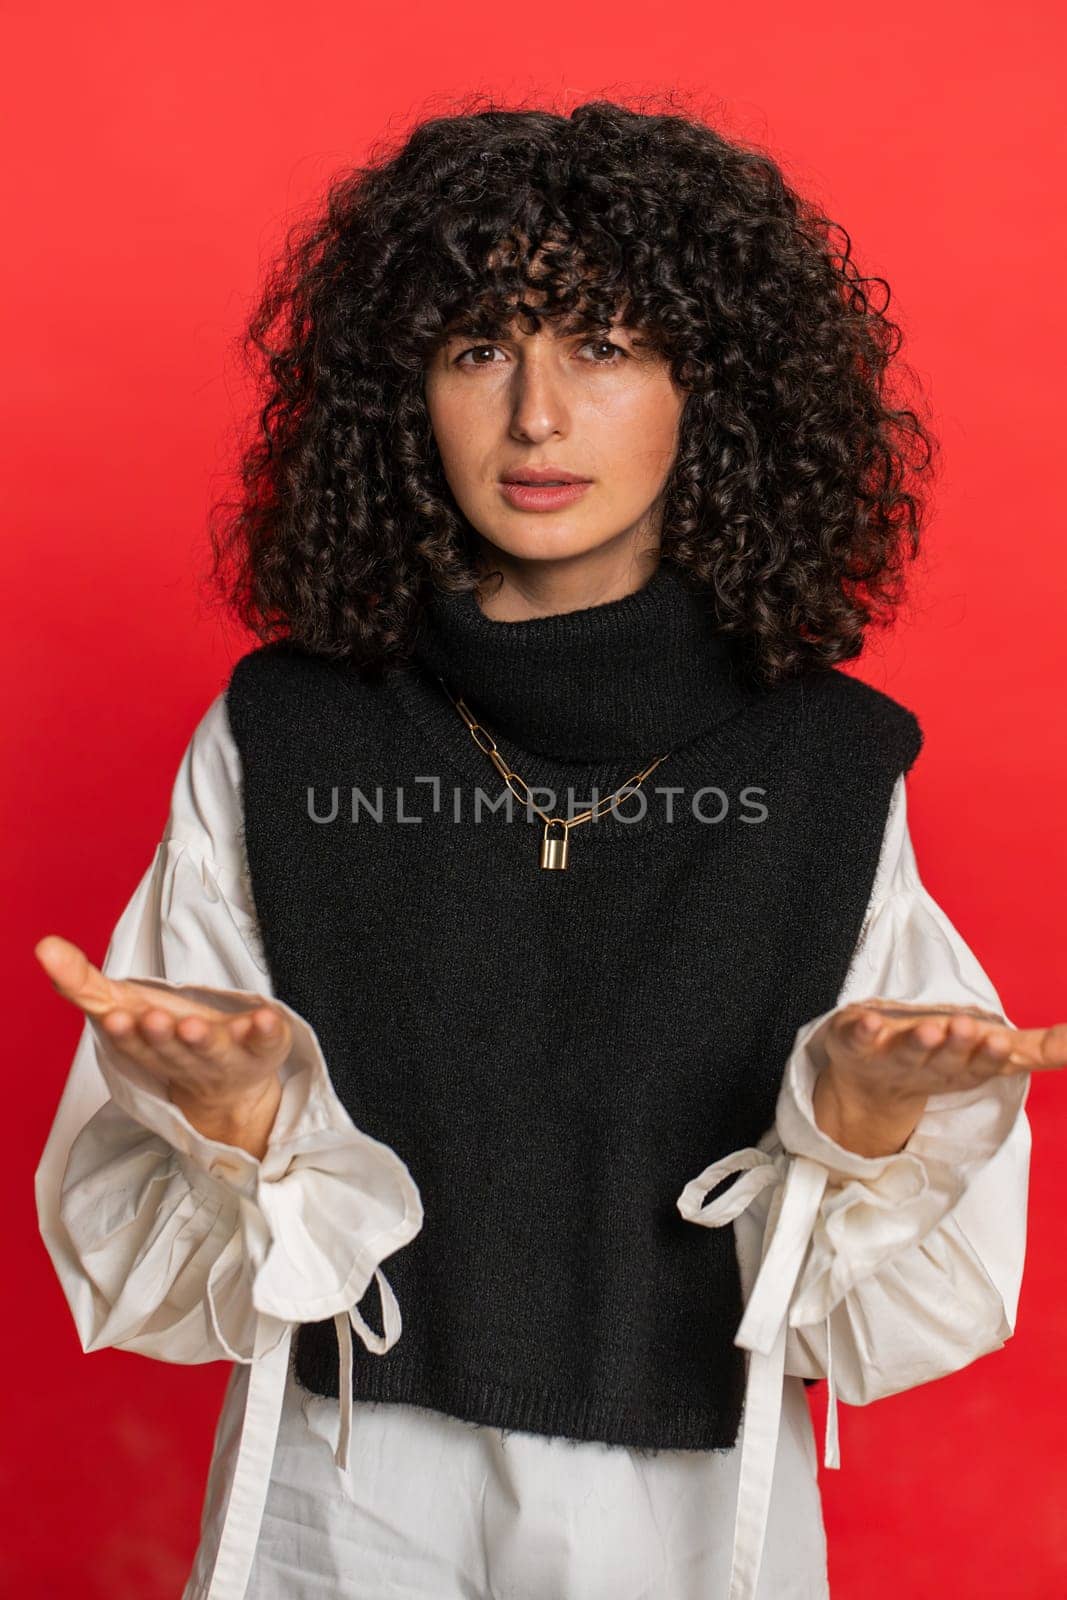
{"left": 540, "top": 822, "right": 570, "bottom": 870}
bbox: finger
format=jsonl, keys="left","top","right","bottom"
{"left": 34, "top": 935, "right": 116, "bottom": 1015}
{"left": 88, "top": 1005, "right": 224, "bottom": 1088}
{"left": 927, "top": 1010, "right": 984, "bottom": 1067}
{"left": 99, "top": 1007, "right": 137, "bottom": 1041}
{"left": 972, "top": 1028, "right": 1016, "bottom": 1071}
{"left": 925, "top": 1013, "right": 1012, "bottom": 1086}
{"left": 135, "top": 1007, "right": 251, "bottom": 1076}
{"left": 134, "top": 1006, "right": 288, "bottom": 1076}
{"left": 1038, "top": 1022, "right": 1067, "bottom": 1070}
{"left": 832, "top": 1006, "right": 891, "bottom": 1058}
{"left": 896, "top": 1013, "right": 953, "bottom": 1061}
{"left": 173, "top": 1013, "right": 225, "bottom": 1052}
{"left": 169, "top": 1010, "right": 240, "bottom": 1062}
{"left": 174, "top": 1007, "right": 287, "bottom": 1056}
{"left": 999, "top": 1020, "right": 1067, "bottom": 1073}
{"left": 845, "top": 1010, "right": 951, "bottom": 1097}
{"left": 226, "top": 1007, "right": 288, "bottom": 1058}
{"left": 90, "top": 1006, "right": 188, "bottom": 1083}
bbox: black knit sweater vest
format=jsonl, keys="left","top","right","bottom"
{"left": 224, "top": 561, "right": 922, "bottom": 1452}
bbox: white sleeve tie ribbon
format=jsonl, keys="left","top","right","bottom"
{"left": 677, "top": 1147, "right": 838, "bottom": 1600}
{"left": 202, "top": 1265, "right": 403, "bottom": 1600}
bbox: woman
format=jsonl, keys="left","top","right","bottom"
{"left": 34, "top": 100, "right": 1064, "bottom": 1600}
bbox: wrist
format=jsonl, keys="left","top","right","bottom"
{"left": 812, "top": 1066, "right": 928, "bottom": 1158}
{"left": 168, "top": 1074, "right": 283, "bottom": 1160}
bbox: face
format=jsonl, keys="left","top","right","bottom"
{"left": 423, "top": 307, "right": 688, "bottom": 584}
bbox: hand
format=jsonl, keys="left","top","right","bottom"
{"left": 811, "top": 999, "right": 1067, "bottom": 1159}
{"left": 35, "top": 933, "right": 291, "bottom": 1159}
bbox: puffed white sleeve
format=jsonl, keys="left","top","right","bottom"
{"left": 775, "top": 774, "right": 1029, "bottom": 1400}
{"left": 34, "top": 692, "right": 424, "bottom": 1371}
{"left": 676, "top": 774, "right": 1032, "bottom": 1599}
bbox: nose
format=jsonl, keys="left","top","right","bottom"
{"left": 508, "top": 349, "right": 570, "bottom": 445}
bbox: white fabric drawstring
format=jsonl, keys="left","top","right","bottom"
{"left": 332, "top": 1267, "right": 403, "bottom": 1475}
{"left": 204, "top": 1265, "right": 403, "bottom": 1600}
{"left": 677, "top": 1148, "right": 837, "bottom": 1600}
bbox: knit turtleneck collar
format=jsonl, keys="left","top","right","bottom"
{"left": 409, "top": 560, "right": 756, "bottom": 764}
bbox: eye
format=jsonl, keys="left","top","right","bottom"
{"left": 453, "top": 337, "right": 629, "bottom": 368}
{"left": 454, "top": 343, "right": 505, "bottom": 367}
{"left": 579, "top": 338, "right": 628, "bottom": 364}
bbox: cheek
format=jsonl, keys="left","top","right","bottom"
{"left": 425, "top": 391, "right": 488, "bottom": 484}
{"left": 598, "top": 383, "right": 684, "bottom": 483}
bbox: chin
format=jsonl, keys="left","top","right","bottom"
{"left": 475, "top": 523, "right": 611, "bottom": 564}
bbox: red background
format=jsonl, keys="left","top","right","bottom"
{"left": 5, "top": 3, "right": 1065, "bottom": 1595}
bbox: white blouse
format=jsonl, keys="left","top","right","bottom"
{"left": 35, "top": 692, "right": 1032, "bottom": 1600}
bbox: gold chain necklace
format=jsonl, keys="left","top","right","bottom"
{"left": 436, "top": 674, "right": 671, "bottom": 870}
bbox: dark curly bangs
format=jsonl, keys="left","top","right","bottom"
{"left": 206, "top": 93, "right": 937, "bottom": 686}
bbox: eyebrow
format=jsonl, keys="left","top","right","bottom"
{"left": 441, "top": 316, "right": 626, "bottom": 343}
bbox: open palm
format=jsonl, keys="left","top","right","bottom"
{"left": 34, "top": 933, "right": 290, "bottom": 1124}
{"left": 824, "top": 998, "right": 1067, "bottom": 1102}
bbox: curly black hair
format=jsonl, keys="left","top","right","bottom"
{"left": 206, "top": 91, "right": 937, "bottom": 687}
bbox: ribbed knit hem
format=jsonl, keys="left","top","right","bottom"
{"left": 293, "top": 1347, "right": 746, "bottom": 1455}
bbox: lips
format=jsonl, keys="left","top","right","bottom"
{"left": 500, "top": 469, "right": 591, "bottom": 485}
{"left": 499, "top": 479, "right": 593, "bottom": 511}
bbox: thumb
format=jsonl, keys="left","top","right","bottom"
{"left": 1024, "top": 1020, "right": 1067, "bottom": 1071}
{"left": 34, "top": 934, "right": 115, "bottom": 1016}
